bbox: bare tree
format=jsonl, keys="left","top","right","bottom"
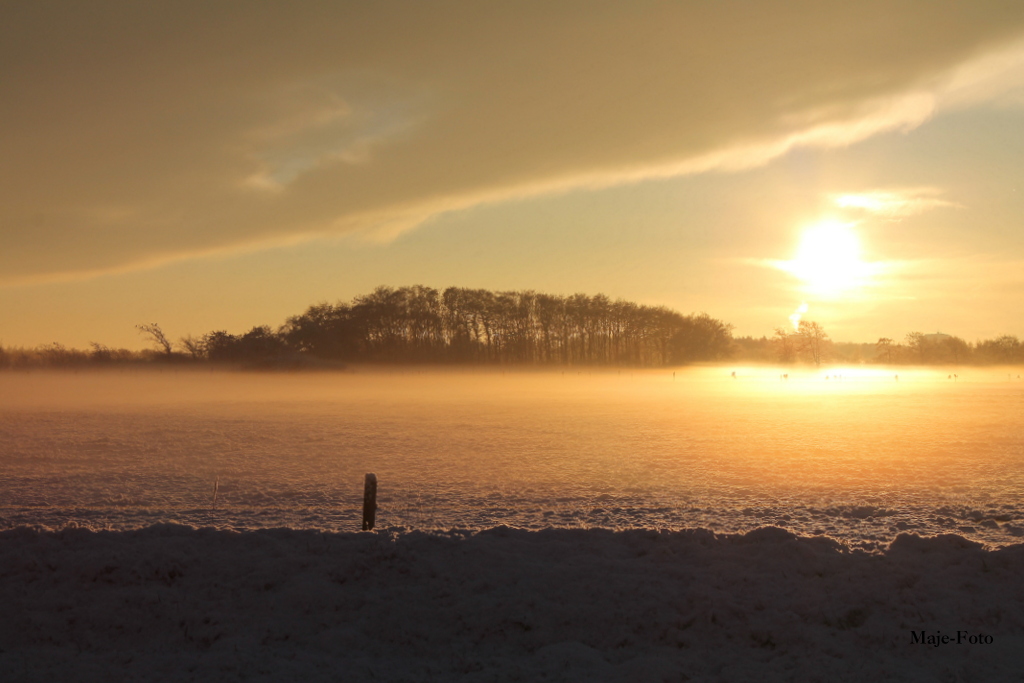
{"left": 942, "top": 336, "right": 970, "bottom": 364}
{"left": 136, "top": 323, "right": 173, "bottom": 356}
{"left": 904, "top": 331, "right": 927, "bottom": 363}
{"left": 773, "top": 327, "right": 796, "bottom": 363}
{"left": 179, "top": 335, "right": 205, "bottom": 360}
{"left": 876, "top": 337, "right": 895, "bottom": 364}
{"left": 796, "top": 320, "right": 829, "bottom": 367}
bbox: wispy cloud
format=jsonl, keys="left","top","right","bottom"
{"left": 830, "top": 188, "right": 962, "bottom": 219}
{"left": 241, "top": 76, "right": 429, "bottom": 190}
{"left": 4, "top": 2, "right": 1024, "bottom": 282}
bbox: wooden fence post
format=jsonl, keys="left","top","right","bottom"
{"left": 362, "top": 473, "right": 377, "bottom": 531}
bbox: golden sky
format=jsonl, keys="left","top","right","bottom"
{"left": 3, "top": 1, "right": 1024, "bottom": 348}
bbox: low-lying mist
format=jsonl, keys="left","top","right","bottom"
{"left": 2, "top": 365, "right": 1023, "bottom": 550}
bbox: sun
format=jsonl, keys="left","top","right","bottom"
{"left": 783, "top": 220, "right": 870, "bottom": 296}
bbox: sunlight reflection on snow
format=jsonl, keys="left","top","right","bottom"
{"left": 1, "top": 366, "right": 1022, "bottom": 550}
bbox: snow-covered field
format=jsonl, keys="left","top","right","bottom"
{"left": 2, "top": 368, "right": 1024, "bottom": 548}
{"left": 2, "top": 368, "right": 1023, "bottom": 680}
{"left": 3, "top": 524, "right": 1023, "bottom": 681}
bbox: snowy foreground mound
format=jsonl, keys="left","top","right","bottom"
{"left": 3, "top": 526, "right": 1023, "bottom": 682}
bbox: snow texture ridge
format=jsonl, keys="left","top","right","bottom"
{"left": 2, "top": 525, "right": 1023, "bottom": 682}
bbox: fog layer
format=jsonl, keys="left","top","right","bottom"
{"left": 2, "top": 368, "right": 1022, "bottom": 549}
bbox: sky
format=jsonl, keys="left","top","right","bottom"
{"left": 4, "top": 1, "right": 1024, "bottom": 349}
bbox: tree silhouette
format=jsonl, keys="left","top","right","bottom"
{"left": 202, "top": 331, "right": 240, "bottom": 362}
{"left": 15, "top": 288, "right": 1024, "bottom": 371}
{"left": 942, "top": 336, "right": 971, "bottom": 364}
{"left": 136, "top": 323, "right": 173, "bottom": 356}
{"left": 875, "top": 337, "right": 895, "bottom": 364}
{"left": 270, "top": 285, "right": 734, "bottom": 367}
{"left": 904, "top": 332, "right": 927, "bottom": 363}
{"left": 796, "top": 320, "right": 829, "bottom": 367}
{"left": 976, "top": 335, "right": 1022, "bottom": 364}
{"left": 773, "top": 327, "right": 796, "bottom": 363}
{"left": 179, "top": 335, "right": 205, "bottom": 360}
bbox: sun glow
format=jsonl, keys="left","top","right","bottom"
{"left": 783, "top": 220, "right": 872, "bottom": 296}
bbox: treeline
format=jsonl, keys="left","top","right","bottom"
{"left": 0, "top": 286, "right": 734, "bottom": 369}
{"left": 7, "top": 286, "right": 1021, "bottom": 370}
{"left": 732, "top": 329, "right": 1024, "bottom": 366}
